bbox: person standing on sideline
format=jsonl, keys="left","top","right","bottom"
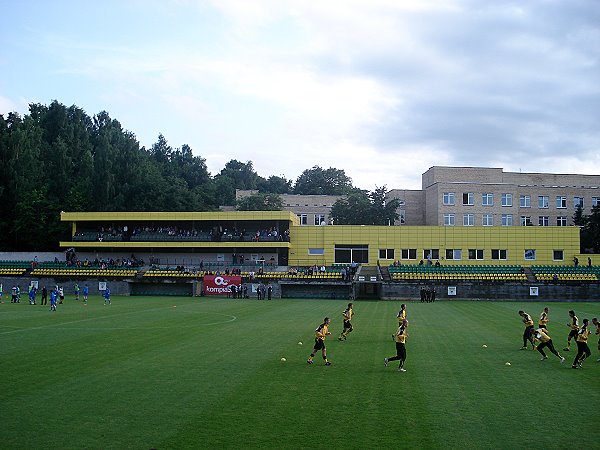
{"left": 532, "top": 327, "right": 565, "bottom": 363}
{"left": 58, "top": 286, "right": 64, "bottom": 304}
{"left": 519, "top": 311, "right": 535, "bottom": 350}
{"left": 385, "top": 319, "right": 409, "bottom": 372}
{"left": 338, "top": 303, "right": 354, "bottom": 341}
{"left": 564, "top": 310, "right": 579, "bottom": 352}
{"left": 83, "top": 284, "right": 89, "bottom": 303}
{"left": 572, "top": 318, "right": 591, "bottom": 369}
{"left": 74, "top": 283, "right": 80, "bottom": 301}
{"left": 41, "top": 286, "right": 48, "bottom": 305}
{"left": 307, "top": 317, "right": 332, "bottom": 366}
{"left": 267, "top": 284, "right": 272, "bottom": 300}
{"left": 538, "top": 307, "right": 549, "bottom": 330}
{"left": 0, "top": 283, "right": 3, "bottom": 302}
{"left": 103, "top": 287, "right": 111, "bottom": 305}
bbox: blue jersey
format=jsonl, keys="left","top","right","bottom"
{"left": 83, "top": 286, "right": 89, "bottom": 295}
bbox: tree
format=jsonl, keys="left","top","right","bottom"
{"left": 293, "top": 166, "right": 354, "bottom": 195}
{"left": 236, "top": 193, "right": 283, "bottom": 211}
{"left": 214, "top": 160, "right": 260, "bottom": 205}
{"left": 257, "top": 175, "right": 292, "bottom": 194}
{"left": 331, "top": 186, "right": 400, "bottom": 225}
{"left": 573, "top": 204, "right": 586, "bottom": 227}
{"left": 580, "top": 205, "right": 600, "bottom": 253}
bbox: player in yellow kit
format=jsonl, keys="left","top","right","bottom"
{"left": 532, "top": 327, "right": 565, "bottom": 363}
{"left": 518, "top": 310, "right": 535, "bottom": 350}
{"left": 564, "top": 310, "right": 579, "bottom": 351}
{"left": 385, "top": 319, "right": 409, "bottom": 372}
{"left": 538, "top": 307, "right": 549, "bottom": 330}
{"left": 338, "top": 303, "right": 354, "bottom": 341}
{"left": 572, "top": 318, "right": 591, "bottom": 369}
{"left": 307, "top": 317, "right": 332, "bottom": 366}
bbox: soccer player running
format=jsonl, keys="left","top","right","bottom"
{"left": 532, "top": 327, "right": 565, "bottom": 363}
{"left": 307, "top": 317, "right": 332, "bottom": 366}
{"left": 564, "top": 310, "right": 579, "bottom": 352}
{"left": 572, "top": 318, "right": 591, "bottom": 369}
{"left": 593, "top": 317, "right": 600, "bottom": 362}
{"left": 538, "top": 307, "right": 549, "bottom": 330}
{"left": 518, "top": 310, "right": 535, "bottom": 350}
{"left": 385, "top": 318, "right": 409, "bottom": 372}
{"left": 338, "top": 303, "right": 354, "bottom": 341}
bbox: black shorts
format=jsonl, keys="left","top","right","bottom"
{"left": 343, "top": 320, "right": 352, "bottom": 330}
{"left": 313, "top": 338, "right": 325, "bottom": 351}
{"left": 568, "top": 329, "right": 578, "bottom": 339}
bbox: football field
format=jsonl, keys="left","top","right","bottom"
{"left": 2, "top": 296, "right": 599, "bottom": 449}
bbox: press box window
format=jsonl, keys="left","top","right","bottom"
{"left": 445, "top": 249, "right": 462, "bottom": 260}
{"left": 524, "top": 249, "right": 536, "bottom": 260}
{"left": 379, "top": 249, "right": 394, "bottom": 260}
{"left": 553, "top": 250, "right": 564, "bottom": 261}
{"left": 468, "top": 249, "right": 484, "bottom": 260}
{"left": 491, "top": 249, "right": 507, "bottom": 260}
{"left": 308, "top": 248, "right": 324, "bottom": 256}
{"left": 401, "top": 249, "right": 417, "bottom": 260}
{"left": 423, "top": 249, "right": 440, "bottom": 260}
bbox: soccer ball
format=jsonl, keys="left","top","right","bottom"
{"left": 505, "top": 362, "right": 511, "bottom": 366}
{"left": 298, "top": 342, "right": 303, "bottom": 345}
{"left": 482, "top": 344, "right": 487, "bottom": 348}
{"left": 281, "top": 357, "right": 287, "bottom": 362}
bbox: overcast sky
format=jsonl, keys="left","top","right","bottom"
{"left": 1, "top": 0, "right": 598, "bottom": 190}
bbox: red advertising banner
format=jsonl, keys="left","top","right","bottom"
{"left": 203, "top": 275, "right": 242, "bottom": 295}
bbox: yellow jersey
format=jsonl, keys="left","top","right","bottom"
{"left": 315, "top": 323, "right": 330, "bottom": 340}
{"left": 343, "top": 307, "right": 353, "bottom": 322}
{"left": 576, "top": 327, "right": 590, "bottom": 343}
{"left": 522, "top": 313, "right": 534, "bottom": 327}
{"left": 397, "top": 309, "right": 407, "bottom": 323}
{"left": 533, "top": 328, "right": 551, "bottom": 343}
{"left": 538, "top": 311, "right": 548, "bottom": 327}
{"left": 395, "top": 325, "right": 408, "bottom": 344}
{"left": 569, "top": 316, "right": 580, "bottom": 330}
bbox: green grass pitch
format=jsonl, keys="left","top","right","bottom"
{"left": 1, "top": 296, "right": 599, "bottom": 449}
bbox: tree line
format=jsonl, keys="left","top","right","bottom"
{"left": 0, "top": 100, "right": 398, "bottom": 251}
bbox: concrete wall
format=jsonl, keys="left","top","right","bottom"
{"left": 380, "top": 281, "right": 600, "bottom": 301}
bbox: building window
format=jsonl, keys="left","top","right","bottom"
{"left": 444, "top": 213, "right": 455, "bottom": 226}
{"left": 520, "top": 216, "right": 532, "bottom": 226}
{"left": 556, "top": 196, "right": 567, "bottom": 208}
{"left": 468, "top": 249, "right": 484, "bottom": 260}
{"left": 401, "top": 249, "right": 417, "bottom": 260}
{"left": 553, "top": 250, "right": 564, "bottom": 261}
{"left": 491, "top": 249, "right": 507, "bottom": 260}
{"left": 482, "top": 214, "right": 493, "bottom": 226}
{"left": 524, "top": 249, "right": 536, "bottom": 260}
{"left": 463, "top": 214, "right": 474, "bottom": 226}
{"left": 557, "top": 216, "right": 567, "bottom": 226}
{"left": 574, "top": 197, "right": 584, "bottom": 208}
{"left": 423, "top": 249, "right": 439, "bottom": 261}
{"left": 299, "top": 214, "right": 308, "bottom": 225}
{"left": 399, "top": 209, "right": 406, "bottom": 224}
{"left": 502, "top": 214, "right": 513, "bottom": 226}
{"left": 314, "top": 214, "right": 325, "bottom": 226}
{"left": 520, "top": 195, "right": 530, "bottom": 208}
{"left": 538, "top": 196, "right": 549, "bottom": 208}
{"left": 501, "top": 193, "right": 512, "bottom": 207}
{"left": 443, "top": 192, "right": 455, "bottom": 205}
{"left": 538, "top": 216, "right": 549, "bottom": 227}
{"left": 592, "top": 197, "right": 599, "bottom": 207}
{"left": 482, "top": 193, "right": 493, "bottom": 206}
{"left": 379, "top": 249, "right": 394, "bottom": 260}
{"left": 463, "top": 192, "right": 474, "bottom": 205}
{"left": 445, "top": 249, "right": 462, "bottom": 260}
{"left": 308, "top": 248, "right": 324, "bottom": 255}
{"left": 334, "top": 244, "right": 368, "bottom": 264}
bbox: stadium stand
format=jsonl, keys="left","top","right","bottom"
{"left": 530, "top": 265, "right": 600, "bottom": 282}
{"left": 389, "top": 264, "right": 527, "bottom": 282}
